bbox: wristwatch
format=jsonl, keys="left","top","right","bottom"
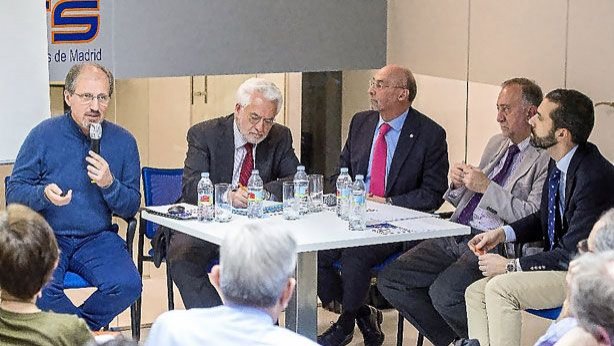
{"left": 506, "top": 259, "right": 517, "bottom": 273}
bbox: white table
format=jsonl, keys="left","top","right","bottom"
{"left": 141, "top": 202, "right": 469, "bottom": 340}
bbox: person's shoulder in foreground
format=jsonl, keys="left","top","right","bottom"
{"left": 0, "top": 309, "right": 92, "bottom": 346}
{"left": 146, "top": 306, "right": 317, "bottom": 346}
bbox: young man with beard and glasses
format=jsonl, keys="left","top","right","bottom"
{"left": 377, "top": 78, "right": 549, "bottom": 346}
{"left": 7, "top": 63, "right": 142, "bottom": 330}
{"left": 317, "top": 65, "right": 449, "bottom": 346}
{"left": 462, "top": 89, "right": 614, "bottom": 346}
{"left": 166, "top": 78, "right": 299, "bottom": 309}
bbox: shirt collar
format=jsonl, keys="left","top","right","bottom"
{"left": 556, "top": 144, "right": 579, "bottom": 175}
{"left": 377, "top": 108, "right": 409, "bottom": 132}
{"left": 514, "top": 136, "right": 531, "bottom": 152}
{"left": 233, "top": 120, "right": 248, "bottom": 149}
{"left": 224, "top": 303, "right": 274, "bottom": 324}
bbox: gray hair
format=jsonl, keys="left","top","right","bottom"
{"left": 501, "top": 78, "right": 543, "bottom": 107}
{"left": 570, "top": 251, "right": 614, "bottom": 341}
{"left": 65, "top": 63, "right": 115, "bottom": 96}
{"left": 593, "top": 208, "right": 614, "bottom": 252}
{"left": 219, "top": 223, "right": 297, "bottom": 308}
{"left": 235, "top": 77, "right": 283, "bottom": 115}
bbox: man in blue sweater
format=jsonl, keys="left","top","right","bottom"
{"left": 6, "top": 63, "right": 142, "bottom": 330}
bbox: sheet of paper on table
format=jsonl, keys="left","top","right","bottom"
{"left": 365, "top": 200, "right": 433, "bottom": 226}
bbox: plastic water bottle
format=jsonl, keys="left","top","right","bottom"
{"left": 349, "top": 174, "right": 366, "bottom": 231}
{"left": 247, "top": 169, "right": 264, "bottom": 218}
{"left": 294, "top": 165, "right": 309, "bottom": 215}
{"left": 197, "top": 172, "right": 214, "bottom": 222}
{"left": 336, "top": 168, "right": 352, "bottom": 220}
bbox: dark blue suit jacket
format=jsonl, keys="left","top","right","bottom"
{"left": 338, "top": 108, "right": 449, "bottom": 212}
{"left": 512, "top": 142, "right": 614, "bottom": 270}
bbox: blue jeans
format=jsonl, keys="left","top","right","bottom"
{"left": 37, "top": 230, "right": 142, "bottom": 330}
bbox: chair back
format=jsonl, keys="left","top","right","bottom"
{"left": 142, "top": 167, "right": 183, "bottom": 239}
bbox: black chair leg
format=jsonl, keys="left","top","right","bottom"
{"left": 166, "top": 261, "right": 175, "bottom": 310}
{"left": 417, "top": 332, "right": 424, "bottom": 346}
{"left": 397, "top": 311, "right": 404, "bottom": 346}
{"left": 165, "top": 232, "right": 175, "bottom": 310}
{"left": 131, "top": 301, "right": 139, "bottom": 341}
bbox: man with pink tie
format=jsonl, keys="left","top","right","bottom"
{"left": 317, "top": 65, "right": 449, "bottom": 346}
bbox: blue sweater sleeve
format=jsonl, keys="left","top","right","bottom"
{"left": 100, "top": 133, "right": 141, "bottom": 219}
{"left": 6, "top": 127, "right": 53, "bottom": 211}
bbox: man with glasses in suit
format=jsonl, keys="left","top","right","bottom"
{"left": 318, "top": 64, "right": 449, "bottom": 346}
{"left": 167, "top": 77, "right": 300, "bottom": 309}
{"left": 378, "top": 78, "right": 549, "bottom": 346}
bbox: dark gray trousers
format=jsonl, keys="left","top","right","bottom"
{"left": 377, "top": 235, "right": 483, "bottom": 346}
{"left": 167, "top": 231, "right": 222, "bottom": 309}
{"left": 317, "top": 242, "right": 404, "bottom": 313}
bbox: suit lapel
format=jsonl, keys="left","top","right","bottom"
{"left": 255, "top": 134, "right": 273, "bottom": 182}
{"left": 386, "top": 109, "right": 418, "bottom": 194}
{"left": 505, "top": 146, "right": 540, "bottom": 189}
{"left": 218, "top": 115, "right": 236, "bottom": 183}
{"left": 482, "top": 140, "right": 509, "bottom": 176}
{"left": 563, "top": 144, "right": 586, "bottom": 212}
{"left": 357, "top": 114, "right": 379, "bottom": 176}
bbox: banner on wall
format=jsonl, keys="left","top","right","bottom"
{"left": 45, "top": 0, "right": 385, "bottom": 80}
{"left": 46, "top": 0, "right": 112, "bottom": 82}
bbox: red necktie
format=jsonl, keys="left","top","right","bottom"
{"left": 370, "top": 123, "right": 391, "bottom": 197}
{"left": 239, "top": 143, "right": 253, "bottom": 186}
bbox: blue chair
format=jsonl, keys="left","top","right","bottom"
{"left": 4, "top": 175, "right": 138, "bottom": 336}
{"left": 526, "top": 306, "right": 562, "bottom": 320}
{"left": 135, "top": 167, "right": 183, "bottom": 341}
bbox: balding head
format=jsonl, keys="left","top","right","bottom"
{"left": 368, "top": 64, "right": 417, "bottom": 121}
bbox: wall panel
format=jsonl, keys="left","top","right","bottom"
{"left": 388, "top": 0, "right": 469, "bottom": 81}
{"left": 469, "top": 0, "right": 566, "bottom": 91}
{"left": 567, "top": 0, "right": 614, "bottom": 161}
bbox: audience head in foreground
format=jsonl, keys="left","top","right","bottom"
{"left": 212, "top": 222, "right": 297, "bottom": 312}
{"left": 535, "top": 208, "right": 614, "bottom": 346}
{"left": 557, "top": 251, "right": 614, "bottom": 346}
{"left": 146, "top": 224, "right": 317, "bottom": 346}
{"left": 0, "top": 204, "right": 92, "bottom": 346}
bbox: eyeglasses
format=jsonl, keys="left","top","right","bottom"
{"left": 73, "top": 92, "right": 110, "bottom": 105}
{"left": 248, "top": 113, "right": 275, "bottom": 127}
{"left": 577, "top": 239, "right": 590, "bottom": 254}
{"left": 369, "top": 78, "right": 406, "bottom": 90}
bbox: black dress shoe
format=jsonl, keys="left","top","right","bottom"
{"left": 355, "top": 305, "right": 384, "bottom": 346}
{"left": 454, "top": 338, "right": 481, "bottom": 346}
{"left": 317, "top": 321, "right": 353, "bottom": 346}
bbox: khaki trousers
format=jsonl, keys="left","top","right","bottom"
{"left": 465, "top": 271, "right": 567, "bottom": 346}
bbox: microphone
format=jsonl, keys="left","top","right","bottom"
{"left": 89, "top": 123, "right": 102, "bottom": 155}
{"left": 89, "top": 123, "right": 102, "bottom": 184}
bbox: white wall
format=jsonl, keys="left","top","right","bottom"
{"left": 0, "top": 2, "right": 50, "bottom": 163}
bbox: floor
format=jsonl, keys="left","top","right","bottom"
{"left": 67, "top": 261, "right": 553, "bottom": 345}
